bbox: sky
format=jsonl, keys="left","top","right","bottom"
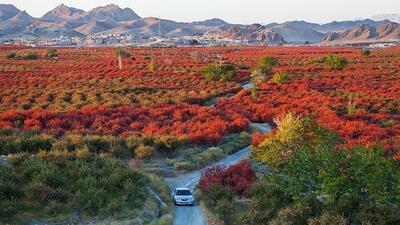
{"left": 2, "top": 0, "right": 399, "bottom": 24}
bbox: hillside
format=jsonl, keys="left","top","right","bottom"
{"left": 206, "top": 24, "right": 286, "bottom": 44}
{"left": 322, "top": 22, "right": 400, "bottom": 44}
{"left": 0, "top": 3, "right": 399, "bottom": 44}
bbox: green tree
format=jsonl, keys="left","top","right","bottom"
{"left": 347, "top": 93, "right": 356, "bottom": 115}
{"left": 255, "top": 56, "right": 278, "bottom": 75}
{"left": 115, "top": 47, "right": 131, "bottom": 69}
{"left": 252, "top": 113, "right": 341, "bottom": 168}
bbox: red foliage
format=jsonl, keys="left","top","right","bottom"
{"left": 0, "top": 104, "right": 249, "bottom": 145}
{"left": 199, "top": 161, "right": 256, "bottom": 196}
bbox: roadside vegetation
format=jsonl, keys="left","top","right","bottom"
{"left": 0, "top": 154, "right": 160, "bottom": 224}
{"left": 198, "top": 113, "right": 400, "bottom": 225}
{"left": 167, "top": 132, "right": 251, "bottom": 171}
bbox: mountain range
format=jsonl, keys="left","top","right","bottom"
{"left": 0, "top": 3, "right": 399, "bottom": 45}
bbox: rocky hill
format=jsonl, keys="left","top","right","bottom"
{"left": 0, "top": 3, "right": 399, "bottom": 45}
{"left": 322, "top": 22, "right": 400, "bottom": 44}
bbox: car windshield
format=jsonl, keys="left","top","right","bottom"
{"left": 176, "top": 190, "right": 191, "bottom": 196}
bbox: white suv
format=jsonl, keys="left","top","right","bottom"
{"left": 172, "top": 188, "right": 194, "bottom": 206}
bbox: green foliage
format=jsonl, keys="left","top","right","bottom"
{"left": 0, "top": 130, "right": 53, "bottom": 155}
{"left": 45, "top": 49, "right": 58, "bottom": 58}
{"left": 255, "top": 56, "right": 278, "bottom": 75}
{"left": 237, "top": 180, "right": 293, "bottom": 225}
{"left": 242, "top": 145, "right": 400, "bottom": 225}
{"left": 0, "top": 155, "right": 149, "bottom": 222}
{"left": 268, "top": 203, "right": 314, "bottom": 225}
{"left": 5, "top": 51, "right": 16, "bottom": 59}
{"left": 0, "top": 129, "right": 184, "bottom": 157}
{"left": 323, "top": 54, "right": 348, "bottom": 70}
{"left": 135, "top": 144, "right": 154, "bottom": 160}
{"left": 272, "top": 72, "right": 294, "bottom": 85}
{"left": 22, "top": 51, "right": 39, "bottom": 60}
{"left": 115, "top": 48, "right": 131, "bottom": 69}
{"left": 347, "top": 93, "right": 356, "bottom": 115}
{"left": 168, "top": 132, "right": 250, "bottom": 171}
{"left": 204, "top": 185, "right": 236, "bottom": 225}
{"left": 201, "top": 63, "right": 237, "bottom": 81}
{"left": 115, "top": 47, "right": 130, "bottom": 58}
{"left": 361, "top": 49, "right": 371, "bottom": 56}
{"left": 148, "top": 58, "right": 158, "bottom": 72}
{"left": 307, "top": 212, "right": 347, "bottom": 225}
{"left": 253, "top": 113, "right": 342, "bottom": 168}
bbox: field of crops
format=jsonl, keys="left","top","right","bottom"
{"left": 0, "top": 45, "right": 399, "bottom": 151}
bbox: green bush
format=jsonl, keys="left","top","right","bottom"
{"left": 149, "top": 58, "right": 158, "bottom": 72}
{"left": 255, "top": 56, "right": 278, "bottom": 75}
{"left": 272, "top": 72, "right": 294, "bottom": 85}
{"left": 361, "top": 49, "right": 371, "bottom": 56}
{"left": 308, "top": 212, "right": 347, "bottom": 225}
{"left": 0, "top": 155, "right": 150, "bottom": 222}
{"left": 22, "top": 51, "right": 39, "bottom": 60}
{"left": 323, "top": 54, "right": 348, "bottom": 70}
{"left": 45, "top": 49, "right": 58, "bottom": 58}
{"left": 5, "top": 51, "right": 16, "bottom": 59}
{"left": 201, "top": 63, "right": 237, "bottom": 81}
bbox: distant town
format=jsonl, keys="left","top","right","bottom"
{"left": 0, "top": 34, "right": 261, "bottom": 47}
{"left": 1, "top": 33, "right": 399, "bottom": 48}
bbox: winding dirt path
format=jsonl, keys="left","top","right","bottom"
{"left": 165, "top": 123, "right": 271, "bottom": 225}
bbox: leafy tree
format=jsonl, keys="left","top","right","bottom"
{"left": 252, "top": 113, "right": 342, "bottom": 168}
{"left": 204, "top": 185, "right": 236, "bottom": 225}
{"left": 189, "top": 39, "right": 199, "bottom": 46}
{"left": 324, "top": 54, "right": 348, "bottom": 70}
{"left": 255, "top": 56, "right": 278, "bottom": 75}
{"left": 115, "top": 47, "right": 131, "bottom": 69}
{"left": 201, "top": 63, "right": 237, "bottom": 81}
{"left": 268, "top": 203, "right": 314, "bottom": 225}
{"left": 250, "top": 56, "right": 278, "bottom": 100}
{"left": 347, "top": 93, "right": 356, "bottom": 115}
{"left": 250, "top": 70, "right": 261, "bottom": 100}
{"left": 237, "top": 180, "right": 293, "bottom": 225}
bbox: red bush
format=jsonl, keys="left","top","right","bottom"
{"left": 199, "top": 161, "right": 256, "bottom": 196}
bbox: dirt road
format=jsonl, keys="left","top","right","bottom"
{"left": 165, "top": 123, "right": 271, "bottom": 225}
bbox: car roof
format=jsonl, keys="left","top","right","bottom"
{"left": 175, "top": 188, "right": 190, "bottom": 191}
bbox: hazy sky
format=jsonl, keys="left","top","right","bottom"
{"left": 2, "top": 0, "right": 399, "bottom": 24}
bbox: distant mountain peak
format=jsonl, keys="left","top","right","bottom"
{"left": 191, "top": 18, "right": 228, "bottom": 26}
{"left": 12, "top": 10, "right": 33, "bottom": 20}
{"left": 83, "top": 4, "right": 141, "bottom": 22}
{"left": 0, "top": 3, "right": 21, "bottom": 21}
{"left": 322, "top": 21, "right": 400, "bottom": 44}
{"left": 42, "top": 3, "right": 84, "bottom": 21}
